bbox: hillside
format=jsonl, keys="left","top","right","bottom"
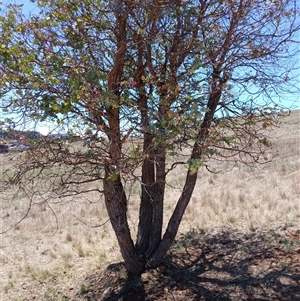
{"left": 0, "top": 110, "right": 299, "bottom": 301}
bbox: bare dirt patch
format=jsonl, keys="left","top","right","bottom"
{"left": 72, "top": 224, "right": 300, "bottom": 301}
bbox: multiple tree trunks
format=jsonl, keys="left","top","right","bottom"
{"left": 0, "top": 0, "right": 298, "bottom": 279}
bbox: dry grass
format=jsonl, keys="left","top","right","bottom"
{"left": 0, "top": 110, "right": 299, "bottom": 301}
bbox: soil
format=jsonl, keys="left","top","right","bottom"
{"left": 70, "top": 224, "right": 300, "bottom": 301}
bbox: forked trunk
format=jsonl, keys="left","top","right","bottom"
{"left": 105, "top": 68, "right": 223, "bottom": 276}
{"left": 146, "top": 74, "right": 224, "bottom": 267}
{"left": 148, "top": 156, "right": 199, "bottom": 268}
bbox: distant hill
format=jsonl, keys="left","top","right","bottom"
{"left": 0, "top": 130, "right": 43, "bottom": 141}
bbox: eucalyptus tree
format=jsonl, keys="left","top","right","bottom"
{"left": 0, "top": 0, "right": 299, "bottom": 280}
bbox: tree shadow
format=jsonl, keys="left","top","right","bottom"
{"left": 74, "top": 226, "right": 300, "bottom": 300}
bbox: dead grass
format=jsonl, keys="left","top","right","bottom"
{"left": 0, "top": 110, "right": 299, "bottom": 301}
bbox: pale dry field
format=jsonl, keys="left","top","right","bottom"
{"left": 0, "top": 110, "right": 299, "bottom": 301}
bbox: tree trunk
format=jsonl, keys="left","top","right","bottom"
{"left": 136, "top": 96, "right": 166, "bottom": 258}
{"left": 136, "top": 133, "right": 155, "bottom": 256}
{"left": 135, "top": 140, "right": 166, "bottom": 259}
{"left": 145, "top": 142, "right": 165, "bottom": 257}
{"left": 135, "top": 85, "right": 156, "bottom": 254}
{"left": 147, "top": 151, "right": 199, "bottom": 268}
{"left": 104, "top": 169, "right": 145, "bottom": 275}
{"left": 103, "top": 4, "right": 146, "bottom": 276}
{"left": 148, "top": 73, "right": 225, "bottom": 268}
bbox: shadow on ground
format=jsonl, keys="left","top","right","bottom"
{"left": 73, "top": 225, "right": 300, "bottom": 301}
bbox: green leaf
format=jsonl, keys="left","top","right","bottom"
{"left": 188, "top": 159, "right": 203, "bottom": 175}
{"left": 86, "top": 70, "right": 98, "bottom": 82}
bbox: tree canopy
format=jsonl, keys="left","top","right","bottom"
{"left": 1, "top": 0, "right": 299, "bottom": 280}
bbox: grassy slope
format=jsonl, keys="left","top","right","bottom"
{"left": 0, "top": 110, "right": 299, "bottom": 301}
